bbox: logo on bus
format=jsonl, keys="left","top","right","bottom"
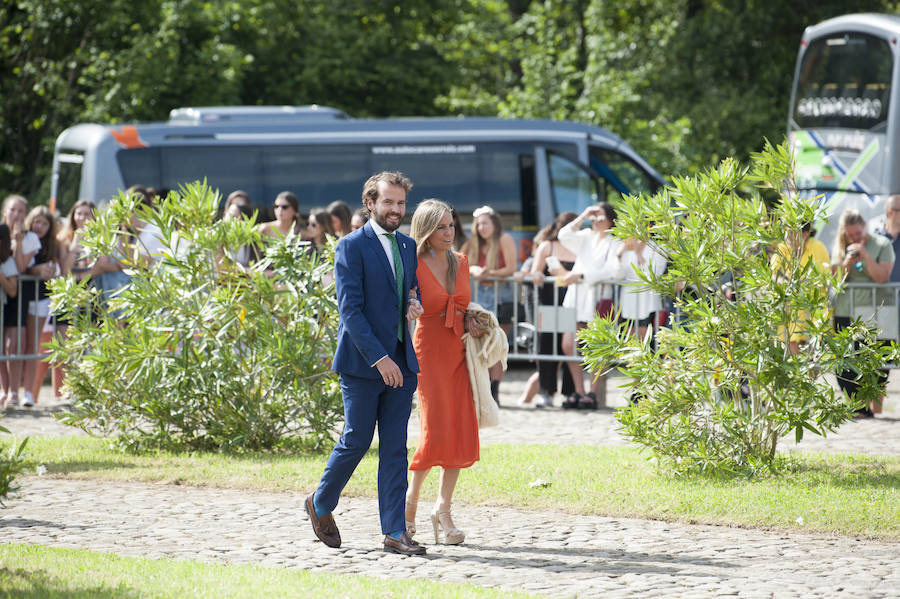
{"left": 371, "top": 144, "right": 476, "bottom": 155}
{"left": 796, "top": 96, "right": 883, "bottom": 121}
{"left": 110, "top": 125, "right": 148, "bottom": 149}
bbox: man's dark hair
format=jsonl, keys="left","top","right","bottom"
{"left": 361, "top": 171, "right": 412, "bottom": 215}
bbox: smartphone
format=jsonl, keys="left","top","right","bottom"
{"left": 546, "top": 256, "right": 561, "bottom": 271}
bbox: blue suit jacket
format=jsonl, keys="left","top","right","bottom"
{"left": 331, "top": 222, "right": 420, "bottom": 378}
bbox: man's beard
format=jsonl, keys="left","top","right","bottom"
{"left": 372, "top": 211, "right": 401, "bottom": 232}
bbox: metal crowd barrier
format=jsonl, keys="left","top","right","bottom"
{"left": 472, "top": 276, "right": 900, "bottom": 365}
{"left": 843, "top": 281, "right": 900, "bottom": 341}
{"left": 5, "top": 273, "right": 899, "bottom": 365}
{"left": 471, "top": 274, "right": 624, "bottom": 363}
{"left": 0, "top": 274, "right": 53, "bottom": 362}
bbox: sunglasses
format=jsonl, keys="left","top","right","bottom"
{"left": 273, "top": 204, "right": 292, "bottom": 210}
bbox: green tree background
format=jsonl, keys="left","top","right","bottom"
{"left": 1, "top": 0, "right": 897, "bottom": 201}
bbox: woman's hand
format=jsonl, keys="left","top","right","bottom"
{"left": 465, "top": 314, "right": 485, "bottom": 338}
{"left": 469, "top": 264, "right": 486, "bottom": 281}
{"left": 843, "top": 243, "right": 866, "bottom": 271}
{"left": 559, "top": 271, "right": 581, "bottom": 286}
{"left": 581, "top": 205, "right": 603, "bottom": 220}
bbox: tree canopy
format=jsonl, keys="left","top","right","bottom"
{"left": 2, "top": 0, "right": 896, "bottom": 201}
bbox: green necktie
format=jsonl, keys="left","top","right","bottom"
{"left": 384, "top": 233, "right": 404, "bottom": 342}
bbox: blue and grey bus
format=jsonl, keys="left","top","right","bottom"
{"left": 51, "top": 105, "right": 665, "bottom": 259}
{"left": 788, "top": 13, "right": 900, "bottom": 245}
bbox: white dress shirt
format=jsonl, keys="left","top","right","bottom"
{"left": 368, "top": 218, "right": 400, "bottom": 277}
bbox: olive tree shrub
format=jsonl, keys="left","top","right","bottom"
{"left": 0, "top": 425, "right": 26, "bottom": 506}
{"left": 579, "top": 141, "right": 895, "bottom": 476}
{"left": 48, "top": 182, "right": 342, "bottom": 452}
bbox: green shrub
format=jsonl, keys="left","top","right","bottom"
{"left": 48, "top": 182, "right": 343, "bottom": 453}
{"left": 0, "top": 424, "right": 27, "bottom": 506}
{"left": 579, "top": 140, "right": 896, "bottom": 477}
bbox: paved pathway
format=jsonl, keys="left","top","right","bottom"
{"left": 3, "top": 478, "right": 897, "bottom": 599}
{"left": 1, "top": 368, "right": 899, "bottom": 598}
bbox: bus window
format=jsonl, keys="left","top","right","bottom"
{"left": 55, "top": 151, "right": 85, "bottom": 216}
{"left": 547, "top": 151, "right": 598, "bottom": 215}
{"left": 117, "top": 147, "right": 161, "bottom": 192}
{"left": 161, "top": 146, "right": 260, "bottom": 204}
{"left": 370, "top": 144, "right": 481, "bottom": 214}
{"left": 263, "top": 144, "right": 367, "bottom": 208}
{"left": 368, "top": 142, "right": 551, "bottom": 228}
{"left": 793, "top": 33, "right": 893, "bottom": 131}
{"left": 589, "top": 147, "right": 659, "bottom": 200}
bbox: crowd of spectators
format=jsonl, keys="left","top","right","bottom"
{"left": 0, "top": 187, "right": 349, "bottom": 407}
{"left": 2, "top": 186, "right": 898, "bottom": 416}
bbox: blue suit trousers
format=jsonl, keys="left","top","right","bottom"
{"left": 314, "top": 342, "right": 415, "bottom": 535}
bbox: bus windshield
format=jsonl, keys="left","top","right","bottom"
{"left": 793, "top": 32, "right": 893, "bottom": 131}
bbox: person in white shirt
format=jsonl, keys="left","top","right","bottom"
{"left": 614, "top": 237, "right": 667, "bottom": 341}
{"left": 553, "top": 202, "right": 621, "bottom": 410}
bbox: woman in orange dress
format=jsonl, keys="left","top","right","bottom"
{"left": 405, "top": 199, "right": 483, "bottom": 545}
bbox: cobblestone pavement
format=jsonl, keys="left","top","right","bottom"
{"left": 2, "top": 478, "right": 897, "bottom": 599}
{"left": 1, "top": 368, "right": 899, "bottom": 598}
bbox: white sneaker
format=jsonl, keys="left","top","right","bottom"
{"left": 535, "top": 393, "right": 553, "bottom": 408}
{"left": 7, "top": 392, "right": 18, "bottom": 407}
{"left": 22, "top": 391, "right": 34, "bottom": 407}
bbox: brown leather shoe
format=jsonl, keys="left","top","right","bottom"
{"left": 305, "top": 494, "right": 341, "bottom": 548}
{"left": 384, "top": 531, "right": 426, "bottom": 556}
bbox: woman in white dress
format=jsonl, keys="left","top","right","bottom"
{"left": 554, "top": 203, "right": 621, "bottom": 410}
{"left": 614, "top": 237, "right": 667, "bottom": 341}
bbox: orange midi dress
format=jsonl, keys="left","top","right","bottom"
{"left": 409, "top": 252, "right": 480, "bottom": 470}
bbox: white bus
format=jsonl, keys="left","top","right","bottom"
{"left": 787, "top": 13, "right": 900, "bottom": 245}
{"left": 51, "top": 105, "right": 665, "bottom": 259}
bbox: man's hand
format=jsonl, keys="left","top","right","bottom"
{"left": 375, "top": 357, "right": 404, "bottom": 388}
{"left": 406, "top": 288, "right": 423, "bottom": 321}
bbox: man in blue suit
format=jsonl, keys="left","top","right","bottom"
{"left": 306, "top": 171, "right": 426, "bottom": 555}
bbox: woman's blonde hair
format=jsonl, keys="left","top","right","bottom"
{"left": 2, "top": 194, "right": 27, "bottom": 225}
{"left": 833, "top": 208, "right": 866, "bottom": 263}
{"left": 466, "top": 205, "right": 502, "bottom": 270}
{"left": 410, "top": 199, "right": 458, "bottom": 293}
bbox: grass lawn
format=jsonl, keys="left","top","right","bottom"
{"left": 0, "top": 543, "right": 538, "bottom": 599}
{"left": 16, "top": 436, "right": 900, "bottom": 540}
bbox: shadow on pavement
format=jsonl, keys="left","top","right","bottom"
{"left": 424, "top": 542, "right": 736, "bottom": 575}
{"left": 0, "top": 517, "right": 93, "bottom": 531}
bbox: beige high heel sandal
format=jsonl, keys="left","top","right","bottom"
{"left": 430, "top": 507, "right": 465, "bottom": 545}
{"left": 405, "top": 500, "right": 417, "bottom": 537}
